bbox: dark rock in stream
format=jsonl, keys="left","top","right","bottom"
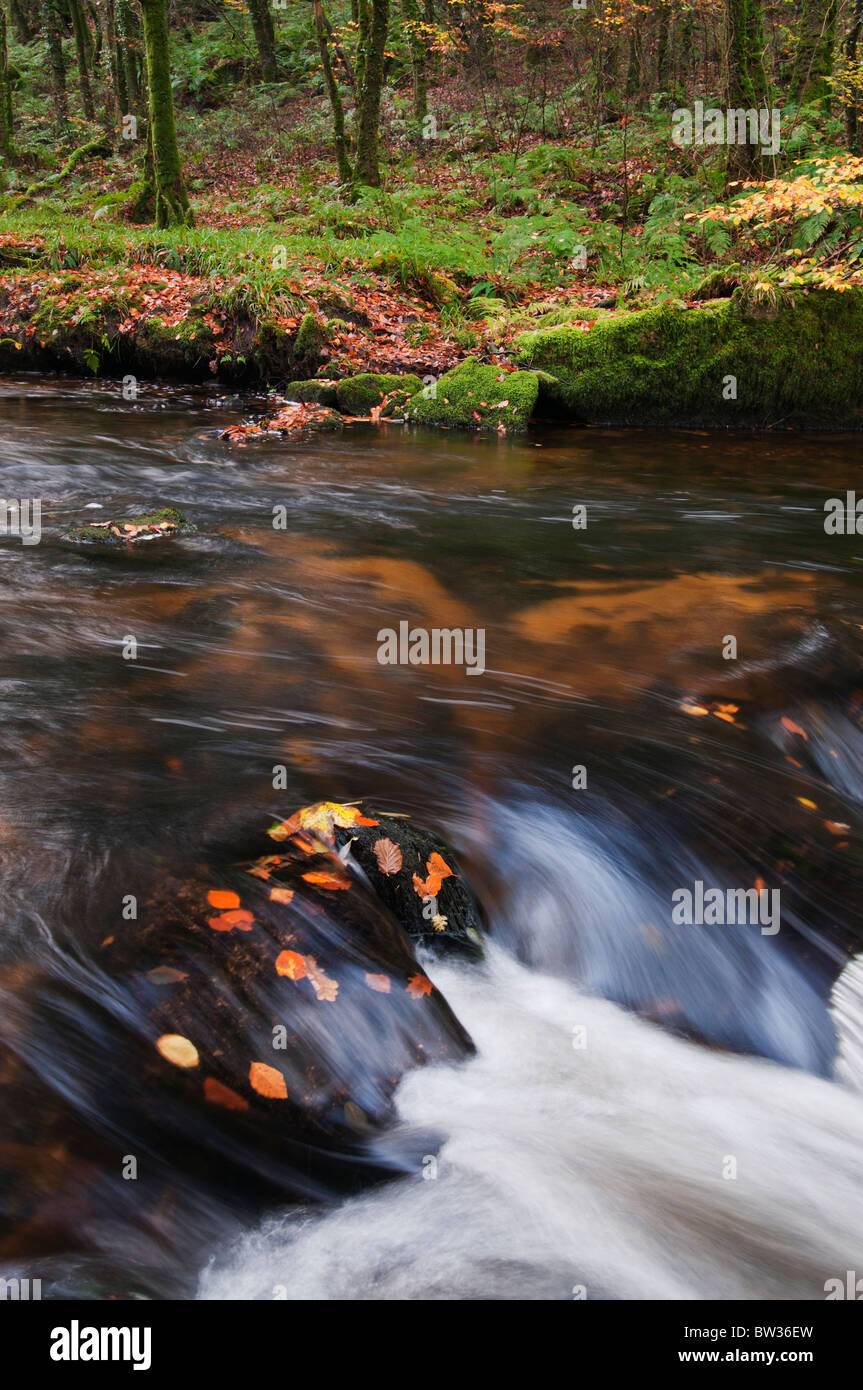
{"left": 61, "top": 507, "right": 196, "bottom": 549}
{"left": 0, "top": 804, "right": 479, "bottom": 1282}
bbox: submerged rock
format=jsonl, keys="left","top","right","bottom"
{"left": 62, "top": 507, "right": 196, "bottom": 547}
{"left": 517, "top": 286, "right": 863, "bottom": 428}
{"left": 407, "top": 357, "right": 539, "bottom": 433}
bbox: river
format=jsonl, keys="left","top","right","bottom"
{"left": 1, "top": 375, "right": 862, "bottom": 1300}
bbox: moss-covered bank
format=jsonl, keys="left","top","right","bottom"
{"left": 516, "top": 287, "right": 863, "bottom": 429}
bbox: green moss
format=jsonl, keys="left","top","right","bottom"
{"left": 293, "top": 312, "right": 329, "bottom": 371}
{"left": 283, "top": 378, "right": 339, "bottom": 407}
{"left": 63, "top": 507, "right": 195, "bottom": 546}
{"left": 516, "top": 289, "right": 863, "bottom": 428}
{"left": 336, "top": 372, "right": 422, "bottom": 416}
{"left": 407, "top": 358, "right": 539, "bottom": 433}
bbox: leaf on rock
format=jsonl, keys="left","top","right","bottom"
{"left": 372, "top": 837, "right": 403, "bottom": 875}
{"left": 146, "top": 966, "right": 188, "bottom": 985}
{"left": 207, "top": 908, "right": 255, "bottom": 932}
{"left": 305, "top": 955, "right": 339, "bottom": 1002}
{"left": 156, "top": 1034, "right": 199, "bottom": 1068}
{"left": 302, "top": 870, "right": 351, "bottom": 890}
{"left": 249, "top": 1061, "right": 288, "bottom": 1099}
{"left": 204, "top": 1077, "right": 249, "bottom": 1112}
{"left": 275, "top": 949, "right": 307, "bottom": 980}
{"left": 269, "top": 887, "right": 295, "bottom": 904}
{"left": 406, "top": 973, "right": 433, "bottom": 999}
{"left": 412, "top": 851, "right": 455, "bottom": 899}
{"left": 207, "top": 889, "right": 240, "bottom": 910}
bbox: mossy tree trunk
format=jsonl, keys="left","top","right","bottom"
{"left": 354, "top": 0, "right": 388, "bottom": 187}
{"left": 7, "top": 0, "right": 32, "bottom": 44}
{"left": 313, "top": 0, "right": 351, "bottom": 182}
{"left": 116, "top": 0, "right": 143, "bottom": 113}
{"left": 0, "top": 4, "right": 13, "bottom": 162}
{"left": 792, "top": 0, "right": 839, "bottom": 103}
{"left": 94, "top": 0, "right": 123, "bottom": 139}
{"left": 139, "top": 0, "right": 192, "bottom": 227}
{"left": 656, "top": 0, "right": 671, "bottom": 91}
{"left": 846, "top": 0, "right": 863, "bottom": 151}
{"left": 399, "top": 0, "right": 427, "bottom": 124}
{"left": 71, "top": 0, "right": 96, "bottom": 120}
{"left": 247, "top": 0, "right": 279, "bottom": 82}
{"left": 40, "top": 0, "right": 69, "bottom": 129}
{"left": 726, "top": 0, "right": 762, "bottom": 176}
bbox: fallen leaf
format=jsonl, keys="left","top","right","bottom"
{"left": 781, "top": 717, "right": 808, "bottom": 739}
{"left": 302, "top": 870, "right": 351, "bottom": 890}
{"left": 365, "top": 972, "right": 391, "bottom": 993}
{"left": 204, "top": 1077, "right": 249, "bottom": 1112}
{"left": 275, "top": 949, "right": 307, "bottom": 980}
{"left": 269, "top": 887, "right": 295, "bottom": 904}
{"left": 406, "top": 973, "right": 433, "bottom": 999}
{"left": 305, "top": 955, "right": 339, "bottom": 1002}
{"left": 249, "top": 1061, "right": 287, "bottom": 1099}
{"left": 797, "top": 797, "right": 817, "bottom": 810}
{"left": 156, "top": 1034, "right": 199, "bottom": 1068}
{"left": 412, "top": 851, "right": 455, "bottom": 899}
{"left": 825, "top": 820, "right": 850, "bottom": 835}
{"left": 146, "top": 967, "right": 188, "bottom": 985}
{"left": 207, "top": 908, "right": 255, "bottom": 932}
{"left": 207, "top": 889, "right": 240, "bottom": 910}
{"left": 372, "top": 838, "right": 403, "bottom": 875}
{"left": 432, "top": 914, "right": 448, "bottom": 932}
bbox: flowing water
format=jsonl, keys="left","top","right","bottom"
{"left": 1, "top": 375, "right": 863, "bottom": 1300}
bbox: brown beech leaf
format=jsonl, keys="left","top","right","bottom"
{"left": 372, "top": 838, "right": 403, "bottom": 875}
{"left": 204, "top": 1077, "right": 249, "bottom": 1112}
{"left": 207, "top": 908, "right": 255, "bottom": 932}
{"left": 156, "top": 1034, "right": 199, "bottom": 1068}
{"left": 406, "top": 973, "right": 433, "bottom": 999}
{"left": 781, "top": 716, "right": 808, "bottom": 739}
{"left": 249, "top": 1062, "right": 287, "bottom": 1099}
{"left": 364, "top": 972, "right": 391, "bottom": 993}
{"left": 269, "top": 886, "right": 295, "bottom": 904}
{"left": 305, "top": 955, "right": 339, "bottom": 1002}
{"left": 275, "top": 949, "right": 307, "bottom": 980}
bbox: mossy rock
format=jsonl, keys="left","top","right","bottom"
{"left": 336, "top": 372, "right": 422, "bottom": 416}
{"left": 292, "top": 312, "right": 330, "bottom": 372}
{"left": 516, "top": 288, "right": 863, "bottom": 429}
{"left": 691, "top": 263, "right": 742, "bottom": 301}
{"left": 282, "top": 378, "right": 339, "bottom": 407}
{"left": 62, "top": 508, "right": 195, "bottom": 547}
{"left": 407, "top": 358, "right": 539, "bottom": 433}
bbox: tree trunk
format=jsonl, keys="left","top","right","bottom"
{"left": 792, "top": 0, "right": 839, "bottom": 103}
{"left": 399, "top": 0, "right": 427, "bottom": 123}
{"left": 0, "top": 4, "right": 13, "bottom": 162}
{"left": 116, "top": 0, "right": 143, "bottom": 113}
{"left": 354, "top": 0, "right": 388, "bottom": 187}
{"left": 7, "top": 0, "right": 33, "bottom": 45}
{"left": 726, "top": 0, "right": 759, "bottom": 176}
{"left": 246, "top": 0, "right": 279, "bottom": 83}
{"left": 40, "top": 0, "right": 69, "bottom": 129}
{"left": 846, "top": 0, "right": 863, "bottom": 151}
{"left": 71, "top": 0, "right": 96, "bottom": 120}
{"left": 313, "top": 0, "right": 351, "bottom": 182}
{"left": 139, "top": 0, "right": 192, "bottom": 227}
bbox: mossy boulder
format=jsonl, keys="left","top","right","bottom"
{"left": 406, "top": 358, "right": 539, "bottom": 433}
{"left": 282, "top": 378, "right": 339, "bottom": 407}
{"left": 336, "top": 372, "right": 422, "bottom": 416}
{"left": 62, "top": 508, "right": 195, "bottom": 547}
{"left": 516, "top": 287, "right": 863, "bottom": 428}
{"left": 292, "top": 312, "right": 330, "bottom": 372}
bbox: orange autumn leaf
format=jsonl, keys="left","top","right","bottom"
{"left": 207, "top": 908, "right": 255, "bottom": 932}
{"left": 302, "top": 870, "right": 350, "bottom": 890}
{"left": 825, "top": 820, "right": 851, "bottom": 835}
{"left": 412, "top": 852, "right": 455, "bottom": 899}
{"left": 372, "top": 838, "right": 403, "bottom": 875}
{"left": 305, "top": 955, "right": 339, "bottom": 1002}
{"left": 269, "top": 802, "right": 379, "bottom": 847}
{"left": 156, "top": 1034, "right": 199, "bottom": 1068}
{"left": 681, "top": 701, "right": 709, "bottom": 716}
{"left": 269, "top": 887, "right": 295, "bottom": 905}
{"left": 249, "top": 1061, "right": 288, "bottom": 1100}
{"left": 406, "top": 973, "right": 433, "bottom": 999}
{"left": 275, "top": 949, "right": 307, "bottom": 980}
{"left": 207, "top": 889, "right": 240, "bottom": 910}
{"left": 797, "top": 797, "right": 817, "bottom": 810}
{"left": 781, "top": 717, "right": 808, "bottom": 739}
{"left": 365, "top": 972, "right": 391, "bottom": 993}
{"left": 204, "top": 1077, "right": 249, "bottom": 1112}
